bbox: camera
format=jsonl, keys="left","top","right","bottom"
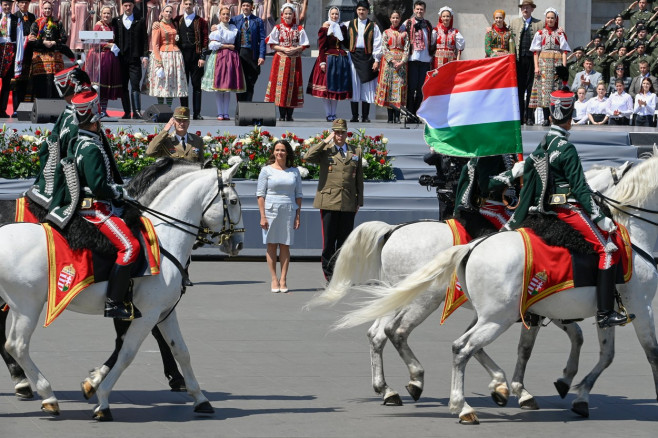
{"left": 418, "top": 174, "right": 442, "bottom": 187}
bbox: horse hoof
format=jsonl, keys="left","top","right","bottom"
{"left": 519, "top": 397, "right": 540, "bottom": 410}
{"left": 194, "top": 401, "right": 214, "bottom": 414}
{"left": 554, "top": 380, "right": 570, "bottom": 399}
{"left": 81, "top": 379, "right": 96, "bottom": 400}
{"left": 41, "top": 402, "right": 60, "bottom": 416}
{"left": 383, "top": 393, "right": 403, "bottom": 406}
{"left": 406, "top": 384, "right": 423, "bottom": 402}
{"left": 571, "top": 401, "right": 589, "bottom": 418}
{"left": 491, "top": 390, "right": 509, "bottom": 407}
{"left": 93, "top": 406, "right": 114, "bottom": 422}
{"left": 169, "top": 376, "right": 187, "bottom": 392}
{"left": 15, "top": 383, "right": 34, "bottom": 400}
{"left": 459, "top": 413, "right": 480, "bottom": 425}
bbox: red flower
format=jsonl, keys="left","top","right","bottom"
{"left": 374, "top": 135, "right": 381, "bottom": 142}
{"left": 133, "top": 152, "right": 139, "bottom": 158}
{"left": 380, "top": 158, "right": 386, "bottom": 164}
{"left": 196, "top": 131, "right": 201, "bottom": 136}
{"left": 347, "top": 132, "right": 353, "bottom": 137}
{"left": 32, "top": 146, "right": 38, "bottom": 152}
{"left": 262, "top": 131, "right": 270, "bottom": 137}
{"left": 281, "top": 133, "right": 286, "bottom": 138}
{"left": 249, "top": 153, "right": 255, "bottom": 160}
{"left": 213, "top": 153, "right": 218, "bottom": 159}
{"left": 35, "top": 130, "right": 41, "bottom": 136}
{"left": 370, "top": 148, "right": 377, "bottom": 154}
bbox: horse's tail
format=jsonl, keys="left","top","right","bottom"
{"left": 334, "top": 245, "right": 472, "bottom": 329}
{"left": 306, "top": 221, "right": 395, "bottom": 309}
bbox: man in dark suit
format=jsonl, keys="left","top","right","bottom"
{"left": 303, "top": 119, "right": 364, "bottom": 281}
{"left": 175, "top": 0, "right": 208, "bottom": 120}
{"left": 629, "top": 60, "right": 657, "bottom": 98}
{"left": 112, "top": 0, "right": 148, "bottom": 119}
{"left": 510, "top": 0, "right": 543, "bottom": 125}
{"left": 10, "top": 0, "right": 35, "bottom": 116}
{"left": 231, "top": 0, "right": 266, "bottom": 102}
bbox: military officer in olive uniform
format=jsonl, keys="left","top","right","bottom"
{"left": 146, "top": 106, "right": 205, "bottom": 163}
{"left": 621, "top": 0, "right": 656, "bottom": 30}
{"left": 567, "top": 46, "right": 586, "bottom": 86}
{"left": 303, "top": 118, "right": 364, "bottom": 281}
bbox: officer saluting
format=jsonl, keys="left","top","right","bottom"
{"left": 146, "top": 106, "right": 205, "bottom": 163}
{"left": 303, "top": 118, "right": 364, "bottom": 281}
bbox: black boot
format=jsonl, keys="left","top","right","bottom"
{"left": 387, "top": 108, "right": 394, "bottom": 123}
{"left": 596, "top": 267, "right": 634, "bottom": 328}
{"left": 394, "top": 108, "right": 401, "bottom": 124}
{"left": 286, "top": 107, "right": 294, "bottom": 122}
{"left": 180, "top": 96, "right": 189, "bottom": 109}
{"left": 104, "top": 264, "right": 141, "bottom": 320}
{"left": 278, "top": 106, "right": 286, "bottom": 121}
{"left": 350, "top": 102, "right": 359, "bottom": 122}
{"left": 131, "top": 91, "right": 142, "bottom": 119}
{"left": 192, "top": 90, "right": 203, "bottom": 120}
{"left": 542, "top": 108, "right": 551, "bottom": 126}
{"left": 361, "top": 102, "right": 371, "bottom": 122}
{"left": 121, "top": 89, "right": 131, "bottom": 119}
{"left": 525, "top": 108, "right": 534, "bottom": 126}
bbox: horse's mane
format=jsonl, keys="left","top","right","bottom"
{"left": 126, "top": 158, "right": 203, "bottom": 206}
{"left": 605, "top": 152, "right": 658, "bottom": 224}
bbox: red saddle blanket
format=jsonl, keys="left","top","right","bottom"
{"left": 15, "top": 198, "right": 161, "bottom": 327}
{"left": 440, "top": 219, "right": 632, "bottom": 326}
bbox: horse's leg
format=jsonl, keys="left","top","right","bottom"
{"left": 384, "top": 292, "right": 445, "bottom": 403}
{"left": 472, "top": 348, "right": 509, "bottom": 407}
{"left": 154, "top": 311, "right": 213, "bottom": 413}
{"left": 510, "top": 322, "right": 543, "bottom": 410}
{"left": 552, "top": 321, "right": 584, "bottom": 398}
{"left": 0, "top": 310, "right": 33, "bottom": 399}
{"left": 5, "top": 310, "right": 59, "bottom": 415}
{"left": 151, "top": 325, "right": 186, "bottom": 391}
{"left": 627, "top": 306, "right": 658, "bottom": 403}
{"left": 368, "top": 316, "right": 401, "bottom": 405}
{"left": 81, "top": 318, "right": 126, "bottom": 399}
{"left": 571, "top": 326, "right": 615, "bottom": 418}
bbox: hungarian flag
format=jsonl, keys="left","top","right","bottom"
{"left": 417, "top": 55, "right": 522, "bottom": 157}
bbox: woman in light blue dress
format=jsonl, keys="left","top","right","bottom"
{"left": 256, "top": 140, "right": 302, "bottom": 293}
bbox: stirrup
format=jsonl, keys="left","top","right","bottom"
{"left": 104, "top": 299, "right": 141, "bottom": 320}
{"left": 596, "top": 310, "right": 635, "bottom": 328}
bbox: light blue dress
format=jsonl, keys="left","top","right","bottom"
{"left": 256, "top": 165, "right": 303, "bottom": 245}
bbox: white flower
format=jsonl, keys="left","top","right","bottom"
{"left": 290, "top": 141, "right": 299, "bottom": 151}
{"left": 272, "top": 137, "right": 279, "bottom": 143}
{"left": 242, "top": 137, "right": 252, "bottom": 145}
{"left": 133, "top": 132, "right": 145, "bottom": 139}
{"left": 228, "top": 155, "right": 243, "bottom": 166}
{"left": 231, "top": 138, "right": 240, "bottom": 147}
{"left": 303, "top": 138, "right": 314, "bottom": 145}
{"left": 297, "top": 166, "right": 309, "bottom": 178}
{"left": 361, "top": 158, "right": 369, "bottom": 167}
{"left": 203, "top": 135, "right": 213, "bottom": 142}
{"left": 120, "top": 135, "right": 129, "bottom": 143}
{"left": 381, "top": 137, "right": 389, "bottom": 144}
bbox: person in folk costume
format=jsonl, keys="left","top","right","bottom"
{"left": 528, "top": 8, "right": 570, "bottom": 126}
{"left": 504, "top": 76, "right": 635, "bottom": 329}
{"left": 403, "top": 0, "right": 434, "bottom": 117}
{"left": 69, "top": 0, "right": 92, "bottom": 51}
{"left": 484, "top": 9, "right": 514, "bottom": 58}
{"left": 0, "top": 0, "right": 24, "bottom": 118}
{"left": 11, "top": 0, "right": 35, "bottom": 115}
{"left": 174, "top": 0, "right": 209, "bottom": 120}
{"left": 344, "top": 0, "right": 381, "bottom": 123}
{"left": 374, "top": 9, "right": 408, "bottom": 124}
{"left": 48, "top": 88, "right": 142, "bottom": 320}
{"left": 431, "top": 6, "right": 464, "bottom": 70}
{"left": 28, "top": 1, "right": 74, "bottom": 98}
{"left": 306, "top": 5, "right": 351, "bottom": 122}
{"left": 26, "top": 65, "right": 90, "bottom": 209}
{"left": 200, "top": 4, "right": 245, "bottom": 120}
{"left": 263, "top": 2, "right": 309, "bottom": 122}
{"left": 83, "top": 5, "right": 123, "bottom": 117}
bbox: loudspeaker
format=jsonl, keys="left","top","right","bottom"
{"left": 16, "top": 102, "right": 34, "bottom": 122}
{"left": 235, "top": 101, "right": 276, "bottom": 126}
{"left": 143, "top": 104, "right": 173, "bottom": 122}
{"left": 31, "top": 99, "right": 67, "bottom": 124}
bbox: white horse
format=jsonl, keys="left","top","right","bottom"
{"left": 309, "top": 162, "right": 638, "bottom": 410}
{"left": 335, "top": 155, "right": 658, "bottom": 424}
{"left": 0, "top": 162, "right": 244, "bottom": 420}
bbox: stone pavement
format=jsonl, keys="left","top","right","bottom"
{"left": 1, "top": 260, "right": 657, "bottom": 437}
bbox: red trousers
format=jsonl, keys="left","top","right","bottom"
{"left": 553, "top": 204, "right": 619, "bottom": 270}
{"left": 79, "top": 202, "right": 140, "bottom": 266}
{"left": 480, "top": 201, "right": 512, "bottom": 230}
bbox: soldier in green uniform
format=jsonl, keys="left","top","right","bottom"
{"left": 504, "top": 88, "right": 634, "bottom": 328}
{"left": 303, "top": 118, "right": 363, "bottom": 280}
{"left": 592, "top": 44, "right": 613, "bottom": 84}
{"left": 621, "top": 0, "right": 656, "bottom": 30}
{"left": 146, "top": 107, "right": 205, "bottom": 164}
{"left": 605, "top": 26, "right": 628, "bottom": 52}
{"left": 567, "top": 46, "right": 586, "bottom": 85}
{"left": 628, "top": 41, "right": 655, "bottom": 77}
{"left": 26, "top": 65, "right": 90, "bottom": 208}
{"left": 625, "top": 24, "right": 651, "bottom": 52}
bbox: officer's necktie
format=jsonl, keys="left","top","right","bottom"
{"left": 340, "top": 147, "right": 346, "bottom": 158}
{"left": 182, "top": 137, "right": 186, "bottom": 151}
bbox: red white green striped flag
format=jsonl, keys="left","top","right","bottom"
{"left": 417, "top": 54, "right": 522, "bottom": 157}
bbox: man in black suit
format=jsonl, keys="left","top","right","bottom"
{"left": 175, "top": 0, "right": 208, "bottom": 120}
{"left": 112, "top": 0, "right": 148, "bottom": 119}
{"left": 10, "top": 0, "right": 34, "bottom": 116}
{"left": 231, "top": 0, "right": 266, "bottom": 102}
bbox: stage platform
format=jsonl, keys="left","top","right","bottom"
{"left": 0, "top": 121, "right": 651, "bottom": 257}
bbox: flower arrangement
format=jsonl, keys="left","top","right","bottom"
{"left": 1, "top": 125, "right": 395, "bottom": 181}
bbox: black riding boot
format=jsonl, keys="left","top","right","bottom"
{"left": 350, "top": 102, "right": 359, "bottom": 122}
{"left": 278, "top": 106, "right": 286, "bottom": 121}
{"left": 131, "top": 91, "right": 142, "bottom": 119}
{"left": 525, "top": 108, "right": 534, "bottom": 126}
{"left": 361, "top": 102, "right": 371, "bottom": 122}
{"left": 104, "top": 264, "right": 141, "bottom": 320}
{"left": 596, "top": 267, "right": 634, "bottom": 328}
{"left": 286, "top": 107, "right": 294, "bottom": 122}
{"left": 193, "top": 90, "right": 203, "bottom": 119}
{"left": 387, "top": 108, "right": 394, "bottom": 123}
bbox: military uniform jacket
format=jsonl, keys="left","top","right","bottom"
{"left": 27, "top": 106, "right": 78, "bottom": 208}
{"left": 454, "top": 155, "right": 515, "bottom": 214}
{"left": 304, "top": 139, "right": 363, "bottom": 212}
{"left": 47, "top": 130, "right": 125, "bottom": 228}
{"left": 506, "top": 126, "right": 603, "bottom": 229}
{"left": 146, "top": 130, "right": 205, "bottom": 163}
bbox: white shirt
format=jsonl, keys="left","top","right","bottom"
{"left": 184, "top": 13, "right": 195, "bottom": 28}
{"left": 343, "top": 18, "right": 382, "bottom": 62}
{"left": 634, "top": 92, "right": 656, "bottom": 116}
{"left": 123, "top": 14, "right": 134, "bottom": 30}
{"left": 573, "top": 99, "right": 589, "bottom": 123}
{"left": 404, "top": 19, "right": 431, "bottom": 63}
{"left": 607, "top": 92, "right": 633, "bottom": 118}
{"left": 586, "top": 96, "right": 608, "bottom": 115}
